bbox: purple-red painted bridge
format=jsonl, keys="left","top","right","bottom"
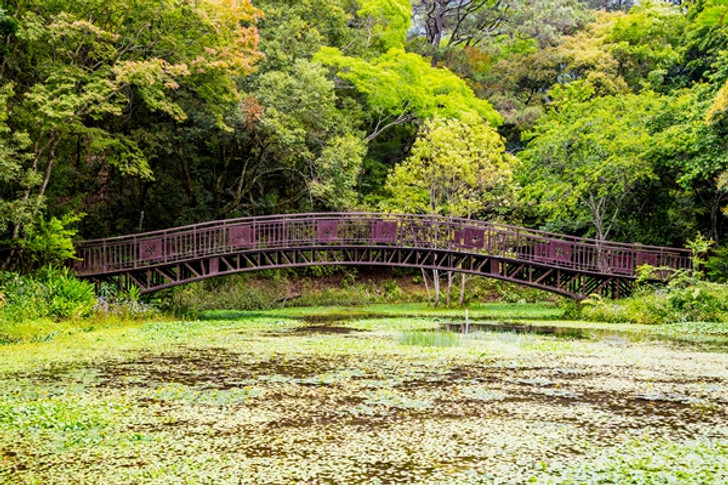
{"left": 71, "top": 212, "right": 692, "bottom": 299}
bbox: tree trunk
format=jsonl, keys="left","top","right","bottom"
{"left": 426, "top": 0, "right": 445, "bottom": 67}
{"left": 433, "top": 269, "right": 441, "bottom": 306}
{"left": 34, "top": 143, "right": 56, "bottom": 210}
{"left": 179, "top": 150, "right": 198, "bottom": 207}
{"left": 446, "top": 270, "right": 453, "bottom": 306}
{"left": 12, "top": 133, "right": 56, "bottom": 239}
{"left": 458, "top": 273, "right": 467, "bottom": 306}
{"left": 421, "top": 268, "right": 432, "bottom": 304}
{"left": 711, "top": 191, "right": 724, "bottom": 246}
{"left": 28, "top": 138, "right": 60, "bottom": 223}
{"left": 589, "top": 195, "right": 609, "bottom": 272}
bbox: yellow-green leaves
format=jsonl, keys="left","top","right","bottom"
{"left": 47, "top": 13, "right": 119, "bottom": 63}
{"left": 357, "top": 0, "right": 412, "bottom": 50}
{"left": 698, "top": 0, "right": 728, "bottom": 27}
{"left": 113, "top": 60, "right": 191, "bottom": 122}
{"left": 310, "top": 134, "right": 367, "bottom": 209}
{"left": 707, "top": 80, "right": 728, "bottom": 125}
{"left": 315, "top": 47, "right": 502, "bottom": 129}
{"left": 719, "top": 171, "right": 728, "bottom": 217}
{"left": 383, "top": 116, "right": 515, "bottom": 218}
{"left": 188, "top": 0, "right": 263, "bottom": 77}
{"left": 552, "top": 3, "right": 687, "bottom": 97}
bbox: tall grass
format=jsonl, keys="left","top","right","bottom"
{"left": 162, "top": 271, "right": 428, "bottom": 317}
{"left": 396, "top": 330, "right": 460, "bottom": 347}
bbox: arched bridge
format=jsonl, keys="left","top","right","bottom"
{"left": 71, "top": 213, "right": 692, "bottom": 299}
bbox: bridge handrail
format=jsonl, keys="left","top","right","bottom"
{"left": 72, "top": 212, "right": 692, "bottom": 278}
{"left": 75, "top": 212, "right": 690, "bottom": 253}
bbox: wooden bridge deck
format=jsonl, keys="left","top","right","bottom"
{"left": 71, "top": 212, "right": 692, "bottom": 299}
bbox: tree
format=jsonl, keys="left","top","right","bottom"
{"left": 519, "top": 90, "right": 659, "bottom": 249}
{"left": 411, "top": 1, "right": 591, "bottom": 146}
{"left": 315, "top": 46, "right": 502, "bottom": 141}
{"left": 413, "top": 0, "right": 509, "bottom": 53}
{"left": 583, "top": 0, "right": 636, "bottom": 11}
{"left": 357, "top": 0, "right": 412, "bottom": 51}
{"left": 228, "top": 59, "right": 363, "bottom": 214}
{"left": 0, "top": 84, "right": 32, "bottom": 240}
{"left": 382, "top": 115, "right": 517, "bottom": 305}
{"left": 0, "top": 0, "right": 263, "bottom": 249}
{"left": 475, "top": 47, "right": 561, "bottom": 144}
{"left": 606, "top": 1, "right": 688, "bottom": 90}
{"left": 310, "top": 134, "right": 367, "bottom": 208}
{"left": 546, "top": 3, "right": 687, "bottom": 99}
{"left": 650, "top": 85, "right": 728, "bottom": 244}
{"left": 513, "top": 1, "right": 727, "bottom": 248}
{"left": 384, "top": 115, "right": 515, "bottom": 217}
{"left": 506, "top": 0, "right": 593, "bottom": 49}
{"left": 698, "top": 0, "right": 728, "bottom": 26}
{"left": 411, "top": 0, "right": 591, "bottom": 66}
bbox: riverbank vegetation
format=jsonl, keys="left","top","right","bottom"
{"left": 0, "top": 268, "right": 158, "bottom": 344}
{"left": 578, "top": 280, "right": 728, "bottom": 325}
{"left": 0, "top": 265, "right": 558, "bottom": 342}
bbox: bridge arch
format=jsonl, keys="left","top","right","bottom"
{"left": 72, "top": 213, "right": 691, "bottom": 300}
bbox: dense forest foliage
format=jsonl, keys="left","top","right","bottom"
{"left": 1, "top": 0, "right": 727, "bottom": 275}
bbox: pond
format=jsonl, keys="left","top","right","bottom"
{"left": 1, "top": 304, "right": 727, "bottom": 484}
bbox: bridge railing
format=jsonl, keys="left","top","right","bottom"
{"left": 72, "top": 213, "right": 692, "bottom": 278}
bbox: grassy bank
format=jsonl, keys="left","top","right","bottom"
{"left": 1, "top": 266, "right": 561, "bottom": 344}
{"left": 162, "top": 268, "right": 561, "bottom": 315}
{"left": 576, "top": 280, "right": 728, "bottom": 325}
{"left": 0, "top": 270, "right": 159, "bottom": 345}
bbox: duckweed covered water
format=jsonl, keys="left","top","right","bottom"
{"left": 2, "top": 304, "right": 727, "bottom": 484}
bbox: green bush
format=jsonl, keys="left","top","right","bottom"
{"left": 706, "top": 245, "right": 728, "bottom": 283}
{"left": 577, "top": 281, "right": 728, "bottom": 325}
{"left": 0, "top": 267, "right": 96, "bottom": 322}
{"left": 17, "top": 214, "right": 83, "bottom": 272}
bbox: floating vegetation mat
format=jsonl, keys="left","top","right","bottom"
{"left": 1, "top": 311, "right": 728, "bottom": 484}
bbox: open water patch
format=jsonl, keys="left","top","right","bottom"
{"left": 438, "top": 320, "right": 728, "bottom": 351}
{"left": 441, "top": 321, "right": 597, "bottom": 339}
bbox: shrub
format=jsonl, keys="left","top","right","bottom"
{"left": 706, "top": 244, "right": 728, "bottom": 283}
{"left": 0, "top": 267, "right": 96, "bottom": 322}
{"left": 18, "top": 213, "right": 83, "bottom": 271}
{"left": 44, "top": 267, "right": 96, "bottom": 319}
{"left": 576, "top": 281, "right": 728, "bottom": 325}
